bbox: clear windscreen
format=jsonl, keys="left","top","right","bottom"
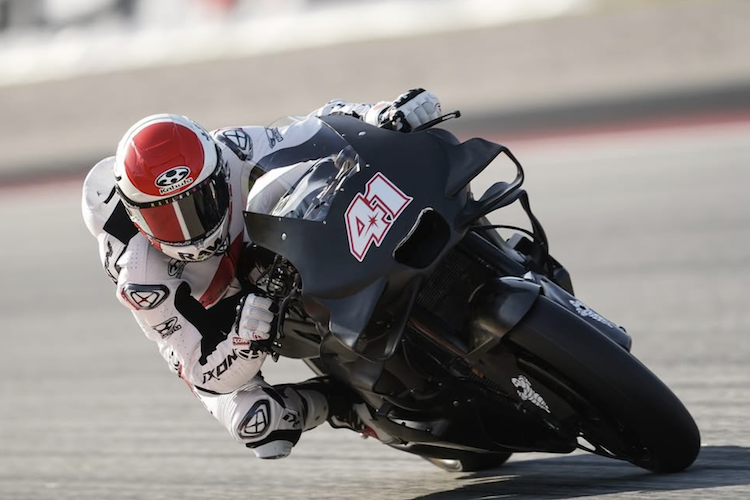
{"left": 243, "top": 115, "right": 361, "bottom": 222}
{"left": 269, "top": 144, "right": 360, "bottom": 222}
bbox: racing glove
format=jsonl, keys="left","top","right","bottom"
{"left": 365, "top": 88, "right": 442, "bottom": 133}
{"left": 234, "top": 293, "right": 275, "bottom": 347}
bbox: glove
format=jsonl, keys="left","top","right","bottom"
{"left": 234, "top": 293, "right": 275, "bottom": 343}
{"left": 366, "top": 89, "right": 442, "bottom": 133}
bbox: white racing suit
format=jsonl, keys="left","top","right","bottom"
{"left": 81, "top": 100, "right": 396, "bottom": 459}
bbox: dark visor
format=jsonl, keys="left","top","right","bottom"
{"left": 128, "top": 165, "right": 230, "bottom": 244}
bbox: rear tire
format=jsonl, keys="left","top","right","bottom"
{"left": 504, "top": 296, "right": 700, "bottom": 472}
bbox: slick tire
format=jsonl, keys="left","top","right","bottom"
{"left": 505, "top": 296, "right": 700, "bottom": 473}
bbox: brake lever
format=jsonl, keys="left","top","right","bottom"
{"left": 250, "top": 340, "right": 280, "bottom": 362}
{"left": 413, "top": 110, "right": 462, "bottom": 132}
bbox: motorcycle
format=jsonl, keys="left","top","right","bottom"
{"left": 243, "top": 114, "right": 700, "bottom": 473}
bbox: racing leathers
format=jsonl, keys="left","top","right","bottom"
{"left": 81, "top": 89, "right": 442, "bottom": 459}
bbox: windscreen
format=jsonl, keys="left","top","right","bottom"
{"left": 269, "top": 144, "right": 360, "bottom": 222}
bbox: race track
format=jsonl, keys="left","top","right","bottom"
{"left": 1, "top": 119, "right": 749, "bottom": 499}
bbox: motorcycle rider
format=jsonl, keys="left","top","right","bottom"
{"left": 81, "top": 89, "right": 442, "bottom": 459}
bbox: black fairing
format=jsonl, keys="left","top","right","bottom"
{"left": 466, "top": 277, "right": 541, "bottom": 362}
{"left": 242, "top": 116, "right": 645, "bottom": 458}
{"left": 245, "top": 116, "right": 504, "bottom": 356}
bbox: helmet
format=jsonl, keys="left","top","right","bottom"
{"left": 114, "top": 114, "right": 231, "bottom": 262}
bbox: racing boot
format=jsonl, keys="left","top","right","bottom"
{"left": 293, "top": 377, "right": 368, "bottom": 433}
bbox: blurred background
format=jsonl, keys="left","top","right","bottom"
{"left": 1, "top": 0, "right": 749, "bottom": 182}
{"left": 1, "top": 1, "right": 749, "bottom": 499}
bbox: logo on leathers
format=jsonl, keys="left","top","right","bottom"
{"left": 167, "top": 258, "right": 187, "bottom": 278}
{"left": 121, "top": 284, "right": 170, "bottom": 310}
{"left": 239, "top": 399, "right": 271, "bottom": 439}
{"left": 177, "top": 234, "right": 229, "bottom": 262}
{"left": 265, "top": 127, "right": 284, "bottom": 148}
{"left": 152, "top": 317, "right": 182, "bottom": 339}
{"left": 344, "top": 173, "right": 412, "bottom": 262}
{"left": 217, "top": 128, "right": 253, "bottom": 161}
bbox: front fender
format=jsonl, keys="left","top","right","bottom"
{"left": 530, "top": 273, "right": 633, "bottom": 352}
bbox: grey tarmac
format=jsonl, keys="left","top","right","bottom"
{"left": 2, "top": 0, "right": 749, "bottom": 496}
{"left": 1, "top": 118, "right": 748, "bottom": 500}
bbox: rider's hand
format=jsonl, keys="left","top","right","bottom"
{"left": 235, "top": 293, "right": 275, "bottom": 342}
{"left": 367, "top": 89, "right": 442, "bottom": 133}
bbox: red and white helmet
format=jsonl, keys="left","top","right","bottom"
{"left": 114, "top": 114, "right": 231, "bottom": 262}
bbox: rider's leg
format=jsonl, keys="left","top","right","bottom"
{"left": 197, "top": 374, "right": 329, "bottom": 459}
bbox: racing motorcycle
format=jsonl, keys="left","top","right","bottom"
{"left": 243, "top": 114, "right": 700, "bottom": 473}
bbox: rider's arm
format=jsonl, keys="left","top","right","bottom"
{"left": 112, "top": 236, "right": 266, "bottom": 395}
{"left": 83, "top": 161, "right": 266, "bottom": 396}
{"left": 115, "top": 262, "right": 267, "bottom": 395}
{"left": 310, "top": 88, "right": 442, "bottom": 132}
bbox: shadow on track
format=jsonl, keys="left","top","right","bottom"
{"left": 410, "top": 446, "right": 750, "bottom": 500}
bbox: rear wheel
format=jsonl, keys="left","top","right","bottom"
{"left": 503, "top": 296, "right": 700, "bottom": 473}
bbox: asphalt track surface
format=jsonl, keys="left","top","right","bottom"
{"left": 1, "top": 115, "right": 748, "bottom": 500}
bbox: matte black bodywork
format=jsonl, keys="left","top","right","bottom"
{"left": 243, "top": 116, "right": 648, "bottom": 458}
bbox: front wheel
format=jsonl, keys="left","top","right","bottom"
{"left": 503, "top": 296, "right": 700, "bottom": 473}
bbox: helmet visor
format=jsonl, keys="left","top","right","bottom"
{"left": 133, "top": 167, "right": 230, "bottom": 244}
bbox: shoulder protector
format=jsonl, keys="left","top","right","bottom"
{"left": 214, "top": 128, "right": 254, "bottom": 162}
{"left": 119, "top": 283, "right": 171, "bottom": 311}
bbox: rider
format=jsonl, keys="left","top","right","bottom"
{"left": 81, "top": 89, "right": 442, "bottom": 459}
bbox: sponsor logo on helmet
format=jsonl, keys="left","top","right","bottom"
{"left": 344, "top": 173, "right": 412, "bottom": 262}
{"left": 121, "top": 284, "right": 170, "bottom": 310}
{"left": 239, "top": 400, "right": 271, "bottom": 439}
{"left": 155, "top": 167, "right": 194, "bottom": 195}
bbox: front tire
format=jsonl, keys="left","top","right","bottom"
{"left": 504, "top": 296, "right": 700, "bottom": 473}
